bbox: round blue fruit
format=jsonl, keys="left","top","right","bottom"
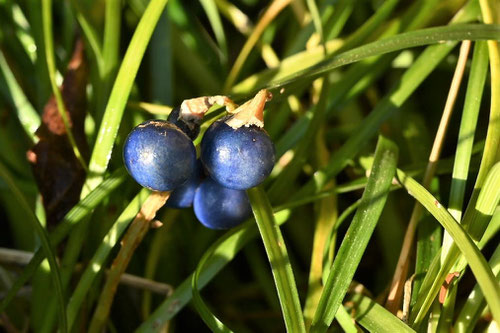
{"left": 201, "top": 120, "right": 275, "bottom": 190}
{"left": 193, "top": 178, "right": 251, "bottom": 230}
{"left": 123, "top": 120, "right": 196, "bottom": 192}
{"left": 166, "top": 160, "right": 204, "bottom": 208}
{"left": 167, "top": 107, "right": 200, "bottom": 140}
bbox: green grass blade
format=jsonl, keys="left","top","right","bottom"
{"left": 335, "top": 305, "right": 358, "bottom": 333}
{"left": 0, "top": 168, "right": 126, "bottom": 314}
{"left": 266, "top": 24, "right": 500, "bottom": 91}
{"left": 248, "top": 186, "right": 306, "bottom": 333}
{"left": 411, "top": 216, "right": 442, "bottom": 308}
{"left": 310, "top": 135, "right": 398, "bottom": 333}
{"left": 138, "top": 156, "right": 459, "bottom": 331}
{"left": 347, "top": 293, "right": 416, "bottom": 333}
{"left": 460, "top": 0, "right": 500, "bottom": 241}
{"left": 455, "top": 242, "right": 500, "bottom": 333}
{"left": 442, "top": 41, "right": 489, "bottom": 257}
{"left": 66, "top": 189, "right": 150, "bottom": 330}
{"left": 294, "top": 40, "right": 459, "bottom": 200}
{"left": 0, "top": 161, "right": 67, "bottom": 333}
{"left": 200, "top": 0, "right": 227, "bottom": 63}
{"left": 137, "top": 207, "right": 299, "bottom": 332}
{"left": 337, "top": 0, "right": 399, "bottom": 54}
{"left": 305, "top": 0, "right": 324, "bottom": 46}
{"left": 268, "top": 78, "right": 330, "bottom": 202}
{"left": 95, "top": 0, "right": 121, "bottom": 119}
{"left": 86, "top": 0, "right": 168, "bottom": 191}
{"left": 322, "top": 0, "right": 354, "bottom": 41}
{"left": 0, "top": 49, "right": 39, "bottom": 141}
{"left": 137, "top": 217, "right": 269, "bottom": 333}
{"left": 480, "top": 207, "right": 500, "bottom": 248}
{"left": 411, "top": 212, "right": 499, "bottom": 326}
{"left": 232, "top": 0, "right": 398, "bottom": 95}
{"left": 191, "top": 237, "right": 234, "bottom": 333}
{"left": 447, "top": 41, "right": 489, "bottom": 221}
{"left": 223, "top": 0, "right": 290, "bottom": 92}
{"left": 396, "top": 166, "right": 500, "bottom": 325}
{"left": 41, "top": 0, "right": 87, "bottom": 171}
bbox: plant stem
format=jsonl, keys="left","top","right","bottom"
{"left": 88, "top": 191, "right": 170, "bottom": 333}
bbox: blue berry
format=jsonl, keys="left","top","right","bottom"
{"left": 166, "top": 160, "right": 204, "bottom": 208}
{"left": 193, "top": 178, "right": 251, "bottom": 229}
{"left": 167, "top": 107, "right": 200, "bottom": 140}
{"left": 201, "top": 120, "right": 275, "bottom": 190}
{"left": 123, "top": 120, "right": 196, "bottom": 192}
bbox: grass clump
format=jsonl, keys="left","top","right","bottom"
{"left": 0, "top": 0, "right": 499, "bottom": 332}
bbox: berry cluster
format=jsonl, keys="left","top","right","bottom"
{"left": 123, "top": 90, "right": 275, "bottom": 229}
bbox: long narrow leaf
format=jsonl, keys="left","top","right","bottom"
{"left": 191, "top": 237, "right": 234, "bottom": 332}
{"left": 86, "top": 0, "right": 168, "bottom": 191}
{"left": 248, "top": 186, "right": 306, "bottom": 333}
{"left": 396, "top": 166, "right": 500, "bottom": 325}
{"left": 266, "top": 24, "right": 500, "bottom": 91}
{"left": 347, "top": 293, "right": 416, "bottom": 333}
{"left": 310, "top": 135, "right": 398, "bottom": 333}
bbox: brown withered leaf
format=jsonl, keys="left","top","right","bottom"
{"left": 27, "top": 39, "right": 89, "bottom": 228}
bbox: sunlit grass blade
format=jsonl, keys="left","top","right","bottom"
{"left": 5, "top": 2, "right": 37, "bottom": 63}
{"left": 310, "top": 135, "right": 398, "bottom": 333}
{"left": 305, "top": 0, "right": 324, "bottom": 46}
{"left": 214, "top": 0, "right": 252, "bottom": 34}
{"left": 128, "top": 101, "right": 173, "bottom": 115}
{"left": 223, "top": 0, "right": 291, "bottom": 92}
{"left": 322, "top": 0, "right": 353, "bottom": 42}
{"left": 443, "top": 40, "right": 489, "bottom": 251}
{"left": 86, "top": 0, "right": 168, "bottom": 192}
{"left": 0, "top": 161, "right": 67, "bottom": 333}
{"left": 138, "top": 157, "right": 460, "bottom": 332}
{"left": 455, "top": 242, "right": 500, "bottom": 333}
{"left": 66, "top": 188, "right": 150, "bottom": 330}
{"left": 387, "top": 38, "right": 471, "bottom": 315}
{"left": 396, "top": 166, "right": 500, "bottom": 325}
{"left": 480, "top": 207, "right": 500, "bottom": 248}
{"left": 461, "top": 0, "right": 500, "bottom": 236}
{"left": 335, "top": 305, "right": 358, "bottom": 333}
{"left": 266, "top": 24, "right": 500, "bottom": 91}
{"left": 0, "top": 168, "right": 126, "bottom": 314}
{"left": 346, "top": 293, "right": 416, "bottom": 333}
{"left": 231, "top": 0, "right": 396, "bottom": 94}
{"left": 411, "top": 161, "right": 500, "bottom": 327}
{"left": 96, "top": 0, "right": 121, "bottom": 119}
{"left": 248, "top": 186, "right": 306, "bottom": 333}
{"left": 293, "top": 40, "right": 461, "bottom": 200}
